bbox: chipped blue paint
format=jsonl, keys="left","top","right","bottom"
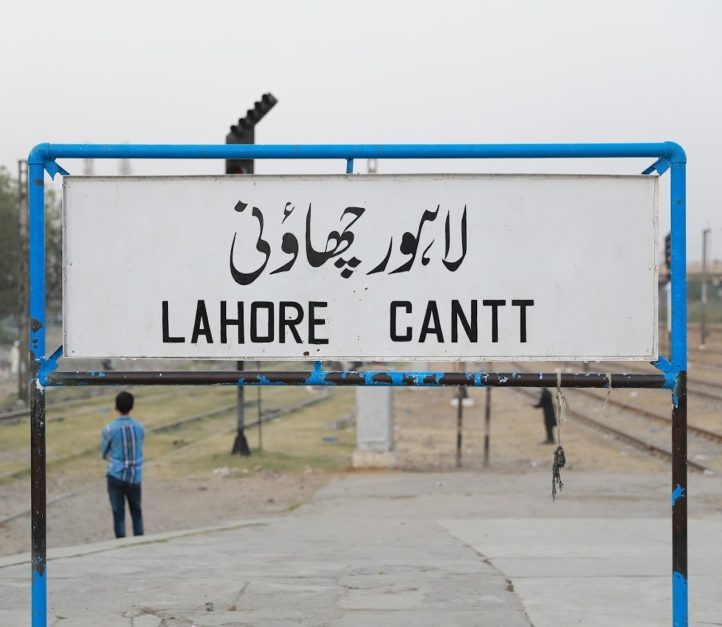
{"left": 28, "top": 157, "right": 48, "bottom": 627}
{"left": 305, "top": 368, "right": 332, "bottom": 386}
{"left": 672, "top": 386, "right": 680, "bottom": 408}
{"left": 673, "top": 571, "right": 688, "bottom": 626}
{"left": 50, "top": 368, "right": 664, "bottom": 389}
{"left": 669, "top": 148, "right": 689, "bottom": 627}
{"left": 672, "top": 484, "right": 685, "bottom": 506}
{"left": 293, "top": 370, "right": 489, "bottom": 387}
{"left": 256, "top": 375, "right": 286, "bottom": 386}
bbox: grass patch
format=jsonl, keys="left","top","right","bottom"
{"left": 150, "top": 388, "right": 356, "bottom": 479}
{"left": 0, "top": 385, "right": 356, "bottom": 484}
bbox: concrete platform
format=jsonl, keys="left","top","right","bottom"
{"left": 1, "top": 470, "right": 720, "bottom": 626}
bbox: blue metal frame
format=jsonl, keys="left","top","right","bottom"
{"left": 27, "top": 142, "right": 688, "bottom": 626}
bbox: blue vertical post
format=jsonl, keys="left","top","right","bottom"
{"left": 669, "top": 159, "right": 687, "bottom": 372}
{"left": 27, "top": 159, "right": 47, "bottom": 627}
{"left": 670, "top": 158, "right": 688, "bottom": 627}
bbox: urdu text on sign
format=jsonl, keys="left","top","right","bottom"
{"left": 62, "top": 174, "right": 658, "bottom": 361}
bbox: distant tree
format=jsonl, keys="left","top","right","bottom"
{"left": 0, "top": 167, "right": 62, "bottom": 324}
{"left": 0, "top": 167, "right": 18, "bottom": 322}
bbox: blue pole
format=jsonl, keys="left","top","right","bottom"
{"left": 28, "top": 160, "right": 47, "bottom": 627}
{"left": 669, "top": 162, "right": 687, "bottom": 372}
{"left": 25, "top": 139, "right": 687, "bottom": 627}
{"left": 670, "top": 160, "right": 688, "bottom": 627}
{"left": 29, "top": 141, "right": 686, "bottom": 163}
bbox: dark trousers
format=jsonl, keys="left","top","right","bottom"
{"left": 544, "top": 418, "right": 555, "bottom": 443}
{"left": 107, "top": 475, "right": 143, "bottom": 538}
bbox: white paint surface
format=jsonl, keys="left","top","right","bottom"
{"left": 63, "top": 174, "right": 657, "bottom": 360}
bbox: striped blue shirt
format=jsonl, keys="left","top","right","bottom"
{"left": 101, "top": 416, "right": 144, "bottom": 484}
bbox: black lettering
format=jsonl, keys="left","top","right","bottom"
{"left": 229, "top": 203, "right": 271, "bottom": 286}
{"left": 483, "top": 299, "right": 506, "bottom": 343}
{"left": 191, "top": 300, "right": 213, "bottom": 344}
{"left": 451, "top": 300, "right": 477, "bottom": 342}
{"left": 250, "top": 302, "right": 274, "bottom": 343}
{"left": 162, "top": 301, "right": 185, "bottom": 343}
{"left": 512, "top": 299, "right": 534, "bottom": 343}
{"left": 308, "top": 301, "right": 329, "bottom": 345}
{"left": 390, "top": 301, "right": 412, "bottom": 342}
{"left": 419, "top": 300, "right": 444, "bottom": 343}
{"left": 280, "top": 301, "right": 304, "bottom": 343}
{"left": 220, "top": 301, "right": 244, "bottom": 344}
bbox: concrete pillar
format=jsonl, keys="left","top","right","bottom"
{"left": 353, "top": 387, "right": 396, "bottom": 468}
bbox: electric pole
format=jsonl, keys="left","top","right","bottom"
{"left": 701, "top": 228, "right": 711, "bottom": 347}
{"left": 226, "top": 93, "right": 278, "bottom": 456}
{"left": 17, "top": 160, "right": 29, "bottom": 404}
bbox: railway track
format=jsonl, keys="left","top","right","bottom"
{"left": 687, "top": 351, "right": 722, "bottom": 368}
{"left": 0, "top": 388, "right": 116, "bottom": 424}
{"left": 538, "top": 360, "right": 722, "bottom": 403}
{"left": 689, "top": 378, "right": 722, "bottom": 402}
{"left": 0, "top": 361, "right": 304, "bottom": 424}
{"left": 616, "top": 365, "right": 722, "bottom": 402}
{"left": 510, "top": 362, "right": 722, "bottom": 474}
{"left": 0, "top": 391, "right": 332, "bottom": 525}
{"left": 0, "top": 387, "right": 182, "bottom": 425}
{"left": 688, "top": 360, "right": 722, "bottom": 375}
{"left": 515, "top": 388, "right": 715, "bottom": 474}
{"left": 569, "top": 387, "right": 722, "bottom": 445}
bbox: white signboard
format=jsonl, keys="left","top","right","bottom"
{"left": 63, "top": 174, "right": 658, "bottom": 361}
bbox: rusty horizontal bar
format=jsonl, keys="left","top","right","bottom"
{"left": 47, "top": 370, "right": 667, "bottom": 388}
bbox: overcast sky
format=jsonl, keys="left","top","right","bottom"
{"left": 2, "top": 0, "right": 720, "bottom": 260}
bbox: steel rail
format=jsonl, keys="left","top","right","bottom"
{"left": 515, "top": 389, "right": 711, "bottom": 474}
{"left": 0, "top": 387, "right": 180, "bottom": 425}
{"left": 570, "top": 388, "right": 722, "bottom": 445}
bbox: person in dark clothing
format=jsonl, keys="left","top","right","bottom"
{"left": 534, "top": 388, "right": 557, "bottom": 444}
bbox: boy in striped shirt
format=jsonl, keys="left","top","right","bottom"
{"left": 102, "top": 391, "right": 145, "bottom": 538}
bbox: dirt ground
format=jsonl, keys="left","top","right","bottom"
{"left": 393, "top": 377, "right": 666, "bottom": 474}
{"left": 0, "top": 472, "right": 330, "bottom": 557}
